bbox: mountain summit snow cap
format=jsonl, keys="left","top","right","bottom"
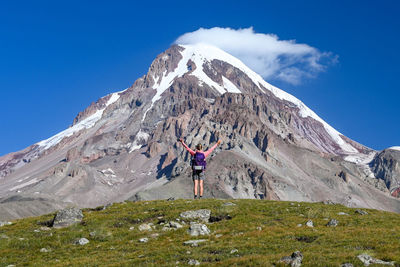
{"left": 175, "top": 27, "right": 337, "bottom": 84}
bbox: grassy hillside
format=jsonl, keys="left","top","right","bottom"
{"left": 1, "top": 199, "right": 399, "bottom": 266}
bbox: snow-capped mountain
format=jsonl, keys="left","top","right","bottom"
{"left": 1, "top": 43, "right": 399, "bottom": 220}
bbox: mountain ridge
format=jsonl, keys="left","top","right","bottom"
{"left": 0, "top": 43, "right": 399, "bottom": 220}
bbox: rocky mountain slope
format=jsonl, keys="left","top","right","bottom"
{"left": 0, "top": 43, "right": 399, "bottom": 220}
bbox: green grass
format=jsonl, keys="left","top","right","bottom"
{"left": 1, "top": 199, "right": 399, "bottom": 266}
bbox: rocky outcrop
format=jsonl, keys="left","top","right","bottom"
{"left": 370, "top": 149, "right": 400, "bottom": 195}
{"left": 51, "top": 207, "right": 83, "bottom": 228}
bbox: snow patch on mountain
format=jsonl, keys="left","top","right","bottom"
{"left": 129, "top": 130, "right": 150, "bottom": 153}
{"left": 388, "top": 146, "right": 400, "bottom": 151}
{"left": 37, "top": 91, "right": 122, "bottom": 150}
{"left": 345, "top": 151, "right": 376, "bottom": 165}
{"left": 222, "top": 76, "right": 241, "bottom": 93}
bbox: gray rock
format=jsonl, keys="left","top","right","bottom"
{"left": 341, "top": 264, "right": 354, "bottom": 267}
{"left": 52, "top": 207, "right": 83, "bottom": 228}
{"left": 355, "top": 209, "right": 368, "bottom": 215}
{"left": 0, "top": 221, "right": 12, "bottom": 227}
{"left": 215, "top": 234, "right": 223, "bottom": 238}
{"left": 150, "top": 233, "right": 159, "bottom": 238}
{"left": 327, "top": 219, "right": 338, "bottom": 227}
{"left": 75, "top": 238, "right": 89, "bottom": 245}
{"left": 357, "top": 253, "right": 394, "bottom": 266}
{"left": 138, "top": 223, "right": 153, "bottom": 231}
{"left": 305, "top": 220, "right": 314, "bottom": 227}
{"left": 180, "top": 209, "right": 211, "bottom": 223}
{"left": 188, "top": 222, "right": 210, "bottom": 236}
{"left": 139, "top": 237, "right": 149, "bottom": 243}
{"left": 169, "top": 221, "right": 183, "bottom": 229}
{"left": 279, "top": 251, "right": 303, "bottom": 267}
{"left": 223, "top": 202, "right": 236, "bottom": 206}
{"left": 230, "top": 249, "right": 238, "bottom": 254}
{"left": 183, "top": 239, "right": 207, "bottom": 247}
{"left": 337, "top": 212, "right": 349, "bottom": 216}
{"left": 40, "top": 248, "right": 51, "bottom": 253}
{"left": 188, "top": 259, "right": 200, "bottom": 265}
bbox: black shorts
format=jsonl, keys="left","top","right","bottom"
{"left": 192, "top": 170, "right": 205, "bottom": 181}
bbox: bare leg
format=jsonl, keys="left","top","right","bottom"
{"left": 199, "top": 180, "right": 204, "bottom": 197}
{"left": 194, "top": 179, "right": 199, "bottom": 197}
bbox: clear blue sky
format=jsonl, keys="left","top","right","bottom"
{"left": 1, "top": 0, "right": 399, "bottom": 156}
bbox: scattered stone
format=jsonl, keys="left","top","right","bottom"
{"left": 169, "top": 221, "right": 183, "bottom": 229}
{"left": 18, "top": 238, "right": 25, "bottom": 241}
{"left": 52, "top": 207, "right": 83, "bottom": 228}
{"left": 6, "top": 265, "right": 16, "bottom": 267}
{"left": 355, "top": 209, "right": 368, "bottom": 215}
{"left": 305, "top": 220, "right": 314, "bottom": 227}
{"left": 183, "top": 239, "right": 207, "bottom": 247}
{"left": 40, "top": 248, "right": 51, "bottom": 253}
{"left": 327, "top": 219, "right": 339, "bottom": 227}
{"left": 129, "top": 226, "right": 135, "bottom": 231}
{"left": 323, "top": 200, "right": 335, "bottom": 205}
{"left": 297, "top": 224, "right": 302, "bottom": 227}
{"left": 1, "top": 234, "right": 9, "bottom": 239}
{"left": 180, "top": 209, "right": 211, "bottom": 223}
{"left": 279, "top": 251, "right": 303, "bottom": 267}
{"left": 139, "top": 238, "right": 149, "bottom": 243}
{"left": 188, "top": 222, "right": 211, "bottom": 236}
{"left": 187, "top": 251, "right": 191, "bottom": 254}
{"left": 215, "top": 234, "right": 223, "bottom": 238}
{"left": 230, "top": 249, "right": 238, "bottom": 254}
{"left": 139, "top": 223, "right": 153, "bottom": 231}
{"left": 188, "top": 259, "right": 200, "bottom": 265}
{"left": 341, "top": 264, "right": 354, "bottom": 267}
{"left": 150, "top": 233, "right": 159, "bottom": 238}
{"left": 75, "top": 238, "right": 89, "bottom": 245}
{"left": 102, "top": 203, "right": 112, "bottom": 210}
{"left": 89, "top": 231, "right": 96, "bottom": 237}
{"left": 338, "top": 212, "right": 349, "bottom": 216}
{"left": 256, "top": 226, "right": 262, "bottom": 231}
{"left": 40, "top": 226, "right": 51, "bottom": 231}
{"left": 357, "top": 254, "right": 394, "bottom": 266}
{"left": 0, "top": 221, "right": 12, "bottom": 227}
{"left": 209, "top": 214, "right": 232, "bottom": 223}
{"left": 223, "top": 202, "right": 236, "bottom": 206}
{"left": 33, "top": 229, "right": 41, "bottom": 233}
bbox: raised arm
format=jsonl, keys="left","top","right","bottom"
{"left": 204, "top": 140, "right": 221, "bottom": 158}
{"left": 179, "top": 138, "right": 195, "bottom": 156}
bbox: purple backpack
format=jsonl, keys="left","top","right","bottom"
{"left": 192, "top": 152, "right": 206, "bottom": 171}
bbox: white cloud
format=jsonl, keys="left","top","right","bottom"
{"left": 175, "top": 27, "right": 336, "bottom": 85}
